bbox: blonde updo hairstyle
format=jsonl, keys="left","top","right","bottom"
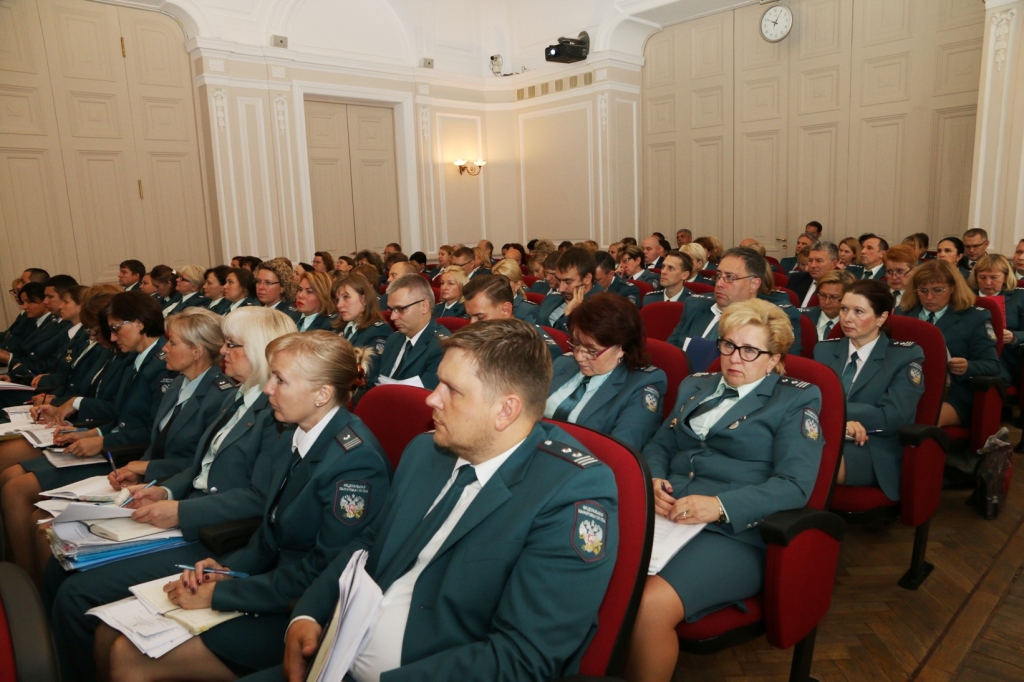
{"left": 222, "top": 307, "right": 298, "bottom": 390}
{"left": 164, "top": 307, "right": 225, "bottom": 361}
{"left": 717, "top": 298, "right": 794, "bottom": 375}
{"left": 265, "top": 330, "right": 372, "bottom": 406}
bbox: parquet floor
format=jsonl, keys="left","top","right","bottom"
{"left": 674, "top": 426, "right": 1024, "bottom": 681}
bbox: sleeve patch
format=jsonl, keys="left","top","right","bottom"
{"left": 159, "top": 377, "right": 175, "bottom": 393}
{"left": 801, "top": 408, "right": 821, "bottom": 441}
{"left": 908, "top": 362, "right": 923, "bottom": 387}
{"left": 986, "top": 322, "right": 997, "bottom": 342}
{"left": 539, "top": 439, "right": 602, "bottom": 468}
{"left": 572, "top": 501, "right": 608, "bottom": 562}
{"left": 373, "top": 337, "right": 387, "bottom": 355}
{"left": 643, "top": 386, "right": 661, "bottom": 413}
{"left": 334, "top": 480, "right": 371, "bottom": 524}
{"left": 689, "top": 371, "right": 712, "bottom": 378}
{"left": 336, "top": 426, "right": 364, "bottom": 451}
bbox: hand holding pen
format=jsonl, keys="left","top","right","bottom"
{"left": 119, "top": 480, "right": 157, "bottom": 508}
{"left": 176, "top": 559, "right": 248, "bottom": 592}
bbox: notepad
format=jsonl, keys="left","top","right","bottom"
{"left": 44, "top": 448, "right": 105, "bottom": 468}
{"left": 85, "top": 517, "right": 172, "bottom": 542}
{"left": 647, "top": 516, "right": 706, "bottom": 575}
{"left": 130, "top": 575, "right": 243, "bottom": 635}
{"left": 41, "top": 475, "right": 119, "bottom": 503}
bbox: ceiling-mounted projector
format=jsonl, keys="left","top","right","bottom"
{"left": 545, "top": 31, "right": 589, "bottom": 63}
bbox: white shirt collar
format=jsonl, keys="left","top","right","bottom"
{"left": 848, "top": 335, "right": 880, "bottom": 363}
{"left": 291, "top": 405, "right": 341, "bottom": 458}
{"left": 449, "top": 437, "right": 525, "bottom": 488}
{"left": 134, "top": 338, "right": 158, "bottom": 370}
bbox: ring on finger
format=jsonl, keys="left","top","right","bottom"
{"left": 681, "top": 510, "right": 688, "bottom": 519}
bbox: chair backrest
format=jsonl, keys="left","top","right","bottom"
{"left": 542, "top": 421, "right": 653, "bottom": 677}
{"left": 885, "top": 316, "right": 949, "bottom": 427}
{"left": 0, "top": 562, "right": 60, "bottom": 682}
{"left": 639, "top": 301, "right": 685, "bottom": 342}
{"left": 541, "top": 325, "right": 571, "bottom": 353}
{"left": 648, "top": 268, "right": 662, "bottom": 276}
{"left": 765, "top": 255, "right": 781, "bottom": 267}
{"left": 381, "top": 309, "right": 397, "bottom": 331}
{"left": 436, "top": 316, "right": 469, "bottom": 334}
{"left": 707, "top": 356, "right": 844, "bottom": 510}
{"left": 631, "top": 280, "right": 654, "bottom": 297}
{"left": 699, "top": 269, "right": 716, "bottom": 279}
{"left": 773, "top": 271, "right": 789, "bottom": 288}
{"left": 419, "top": 272, "right": 432, "bottom": 282}
{"left": 776, "top": 288, "right": 800, "bottom": 306}
{"left": 645, "top": 339, "right": 690, "bottom": 418}
{"left": 431, "top": 287, "right": 441, "bottom": 304}
{"left": 806, "top": 292, "right": 819, "bottom": 308}
{"left": 683, "top": 281, "right": 714, "bottom": 296}
{"left": 973, "top": 295, "right": 1005, "bottom": 357}
{"left": 525, "top": 291, "right": 547, "bottom": 305}
{"left": 523, "top": 275, "right": 539, "bottom": 288}
{"left": 354, "top": 385, "right": 434, "bottom": 469}
{"left": 799, "top": 315, "right": 818, "bottom": 359}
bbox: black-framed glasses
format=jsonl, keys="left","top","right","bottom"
{"left": 388, "top": 299, "right": 427, "bottom": 316}
{"left": 254, "top": 278, "right": 280, "bottom": 287}
{"left": 713, "top": 272, "right": 756, "bottom": 284}
{"left": 885, "top": 269, "right": 910, "bottom": 277}
{"left": 717, "top": 338, "right": 772, "bottom": 362}
{"left": 916, "top": 286, "right": 949, "bottom": 296}
{"left": 567, "top": 341, "right": 612, "bottom": 361}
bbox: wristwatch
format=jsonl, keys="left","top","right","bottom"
{"left": 715, "top": 497, "right": 727, "bottom": 525}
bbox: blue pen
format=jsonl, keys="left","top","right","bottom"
{"left": 119, "top": 479, "right": 157, "bottom": 508}
{"left": 59, "top": 427, "right": 89, "bottom": 434}
{"left": 174, "top": 564, "right": 249, "bottom": 578}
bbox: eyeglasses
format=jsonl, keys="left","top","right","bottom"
{"left": 817, "top": 293, "right": 842, "bottom": 302}
{"left": 388, "top": 299, "right": 426, "bottom": 316}
{"left": 717, "top": 338, "right": 772, "bottom": 362}
{"left": 224, "top": 341, "right": 244, "bottom": 350}
{"left": 885, "top": 269, "right": 910, "bottom": 277}
{"left": 713, "top": 272, "right": 756, "bottom": 284}
{"left": 916, "top": 286, "right": 949, "bottom": 296}
{"left": 567, "top": 341, "right": 612, "bottom": 360}
{"left": 254, "top": 279, "right": 280, "bottom": 287}
{"left": 109, "top": 321, "right": 133, "bottom": 334}
{"left": 450, "top": 261, "right": 472, "bottom": 268}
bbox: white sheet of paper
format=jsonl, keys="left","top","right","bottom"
{"left": 43, "top": 448, "right": 105, "bottom": 468}
{"left": 0, "top": 380, "right": 33, "bottom": 391}
{"left": 375, "top": 375, "right": 425, "bottom": 388}
{"left": 50, "top": 501, "right": 134, "bottom": 524}
{"left": 87, "top": 597, "right": 192, "bottom": 658}
{"left": 647, "top": 516, "right": 706, "bottom": 575}
{"left": 41, "top": 475, "right": 119, "bottom": 502}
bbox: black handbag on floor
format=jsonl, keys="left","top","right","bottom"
{"left": 967, "top": 427, "right": 1013, "bottom": 520}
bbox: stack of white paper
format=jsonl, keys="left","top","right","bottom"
{"left": 88, "top": 597, "right": 192, "bottom": 659}
{"left": 647, "top": 516, "right": 707, "bottom": 575}
{"left": 41, "top": 475, "right": 120, "bottom": 503}
{"left": 306, "top": 550, "right": 383, "bottom": 682}
{"left": 43, "top": 448, "right": 105, "bottom": 468}
{"left": 131, "top": 575, "right": 243, "bottom": 634}
{"left": 3, "top": 406, "right": 33, "bottom": 422}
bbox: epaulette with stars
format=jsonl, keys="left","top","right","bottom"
{"left": 778, "top": 376, "right": 811, "bottom": 389}
{"left": 538, "top": 439, "right": 603, "bottom": 468}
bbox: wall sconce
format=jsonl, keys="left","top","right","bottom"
{"left": 454, "top": 159, "right": 486, "bottom": 176}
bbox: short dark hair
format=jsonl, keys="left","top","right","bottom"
{"left": 593, "top": 251, "right": 616, "bottom": 274}
{"left": 938, "top": 236, "right": 965, "bottom": 257}
{"left": 228, "top": 267, "right": 256, "bottom": 297}
{"left": 652, "top": 232, "right": 665, "bottom": 240}
{"left": 240, "top": 256, "right": 262, "bottom": 271}
{"left": 566, "top": 293, "right": 650, "bottom": 370}
{"left": 441, "top": 319, "right": 552, "bottom": 419}
{"left": 720, "top": 247, "right": 767, "bottom": 287}
{"left": 452, "top": 246, "right": 474, "bottom": 261}
{"left": 621, "top": 237, "right": 637, "bottom": 246}
{"left": 543, "top": 251, "right": 561, "bottom": 269}
{"left": 23, "top": 268, "right": 50, "bottom": 283}
{"left": 504, "top": 243, "right": 526, "bottom": 265}
{"left": 119, "top": 260, "right": 145, "bottom": 278}
{"left": 19, "top": 282, "right": 46, "bottom": 303}
{"left": 409, "top": 252, "right": 427, "bottom": 266}
{"left": 659, "top": 238, "right": 671, "bottom": 253}
{"left": 846, "top": 279, "right": 895, "bottom": 319}
{"left": 556, "top": 247, "right": 597, "bottom": 281}
{"left": 860, "top": 234, "right": 889, "bottom": 250}
{"left": 107, "top": 291, "right": 164, "bottom": 337}
{"left": 963, "top": 228, "right": 988, "bottom": 241}
{"left": 204, "top": 265, "right": 231, "bottom": 287}
{"left": 462, "top": 274, "right": 513, "bottom": 305}
{"left": 45, "top": 274, "right": 79, "bottom": 297}
{"left": 664, "top": 250, "right": 694, "bottom": 273}
{"left": 386, "top": 242, "right": 402, "bottom": 251}
{"left": 806, "top": 220, "right": 823, "bottom": 233}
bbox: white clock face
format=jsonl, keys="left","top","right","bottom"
{"left": 760, "top": 4, "right": 794, "bottom": 43}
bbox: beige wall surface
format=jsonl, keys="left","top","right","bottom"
{"left": 641, "top": 0, "right": 987, "bottom": 257}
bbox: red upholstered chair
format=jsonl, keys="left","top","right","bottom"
{"left": 676, "top": 355, "right": 845, "bottom": 682}
{"left": 379, "top": 284, "right": 387, "bottom": 295}
{"left": 631, "top": 280, "right": 654, "bottom": 297}
{"left": 354, "top": 385, "right": 433, "bottom": 470}
{"left": 645, "top": 339, "right": 690, "bottom": 418}
{"left": 765, "top": 255, "right": 781, "bottom": 267}
{"left": 776, "top": 288, "right": 800, "bottom": 306}
{"left": 684, "top": 282, "right": 714, "bottom": 296}
{"left": 432, "top": 287, "right": 441, "bottom": 304}
{"left": 523, "top": 275, "right": 539, "bottom": 288}
{"left": 806, "top": 293, "right": 819, "bottom": 308}
{"left": 419, "top": 272, "right": 432, "bottom": 282}
{"left": 543, "top": 421, "right": 653, "bottom": 679}
{"left": 1018, "top": 278, "right": 1024, "bottom": 289}
{"left": 0, "top": 562, "right": 60, "bottom": 681}
{"left": 799, "top": 315, "right": 817, "bottom": 359}
{"left": 639, "top": 301, "right": 685, "bottom": 343}
{"left": 944, "top": 296, "right": 1006, "bottom": 453}
{"left": 699, "top": 269, "right": 716, "bottom": 280}
{"left": 380, "top": 309, "right": 397, "bottom": 331}
{"left": 773, "top": 271, "right": 790, "bottom": 288}
{"left": 829, "top": 316, "right": 950, "bottom": 589}
{"left": 525, "top": 291, "right": 547, "bottom": 306}
{"left": 541, "top": 326, "right": 572, "bottom": 353}
{"left": 436, "top": 317, "right": 470, "bottom": 334}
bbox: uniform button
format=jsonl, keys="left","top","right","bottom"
{"left": 699, "top": 441, "right": 706, "bottom": 448}
{"left": 210, "top": 487, "right": 218, "bottom": 493}
{"left": 688, "top": 471, "right": 694, "bottom": 479}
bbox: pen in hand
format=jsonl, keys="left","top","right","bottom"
{"left": 174, "top": 564, "right": 249, "bottom": 578}
{"left": 120, "top": 480, "right": 157, "bottom": 508}
{"left": 105, "top": 451, "right": 120, "bottom": 484}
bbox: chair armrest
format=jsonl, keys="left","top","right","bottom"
{"left": 759, "top": 509, "right": 845, "bottom": 546}
{"left": 198, "top": 517, "right": 261, "bottom": 555}
{"left": 899, "top": 423, "right": 950, "bottom": 450}
{"left": 971, "top": 375, "right": 1007, "bottom": 400}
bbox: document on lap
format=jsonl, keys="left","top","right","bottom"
{"left": 306, "top": 550, "right": 383, "bottom": 682}
{"left": 44, "top": 448, "right": 106, "bottom": 467}
{"left": 41, "top": 475, "right": 121, "bottom": 503}
{"left": 648, "top": 516, "right": 706, "bottom": 575}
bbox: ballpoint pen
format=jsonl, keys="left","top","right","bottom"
{"left": 119, "top": 479, "right": 157, "bottom": 508}
{"left": 59, "top": 427, "right": 89, "bottom": 433}
{"left": 174, "top": 564, "right": 250, "bottom": 578}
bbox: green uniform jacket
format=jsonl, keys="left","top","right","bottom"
{"left": 373, "top": 320, "right": 450, "bottom": 389}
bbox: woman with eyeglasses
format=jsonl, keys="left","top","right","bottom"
{"left": 93, "top": 331, "right": 391, "bottom": 681}
{"left": 897, "top": 260, "right": 1000, "bottom": 427}
{"left": 882, "top": 244, "right": 918, "bottom": 309}
{"left": 434, "top": 265, "right": 469, "bottom": 319}
{"left": 813, "top": 280, "right": 924, "bottom": 501}
{"left": 545, "top": 293, "right": 667, "bottom": 450}
{"left": 935, "top": 237, "right": 972, "bottom": 280}
{"left": 254, "top": 258, "right": 301, "bottom": 323}
{"left": 625, "top": 299, "right": 823, "bottom": 682}
{"left": 968, "top": 253, "right": 1024, "bottom": 385}
{"left": 294, "top": 271, "right": 337, "bottom": 331}
{"left": 166, "top": 265, "right": 209, "bottom": 314}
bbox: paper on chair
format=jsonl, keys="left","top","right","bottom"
{"left": 647, "top": 516, "right": 706, "bottom": 575}
{"left": 305, "top": 550, "right": 383, "bottom": 682}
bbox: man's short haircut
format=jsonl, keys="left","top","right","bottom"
{"left": 462, "top": 274, "right": 514, "bottom": 305}
{"left": 389, "top": 261, "right": 419, "bottom": 278}
{"left": 24, "top": 268, "right": 50, "bottom": 283}
{"left": 556, "top": 247, "right": 597, "bottom": 280}
{"left": 864, "top": 235, "right": 889, "bottom": 250}
{"left": 651, "top": 232, "right": 665, "bottom": 240}
{"left": 440, "top": 319, "right": 552, "bottom": 419}
{"left": 386, "top": 242, "right": 402, "bottom": 252}
{"left": 816, "top": 269, "right": 856, "bottom": 288}
{"left": 384, "top": 252, "right": 409, "bottom": 268}
{"left": 479, "top": 240, "right": 494, "bottom": 252}
{"left": 620, "top": 237, "right": 637, "bottom": 246}
{"left": 45, "top": 274, "right": 79, "bottom": 297}
{"left": 800, "top": 231, "right": 818, "bottom": 242}
{"left": 676, "top": 228, "right": 692, "bottom": 237}
{"left": 119, "top": 260, "right": 145, "bottom": 278}
{"left": 593, "top": 251, "right": 616, "bottom": 274}
{"left": 809, "top": 241, "right": 839, "bottom": 261}
{"left": 452, "top": 246, "right": 475, "bottom": 261}
{"left": 542, "top": 251, "right": 561, "bottom": 269}
{"left": 963, "top": 228, "right": 988, "bottom": 242}
{"left": 386, "top": 272, "right": 433, "bottom": 300}
{"left": 664, "top": 250, "right": 694, "bottom": 273}
{"left": 720, "top": 247, "right": 767, "bottom": 289}
{"left": 806, "top": 220, "right": 823, "bottom": 233}
{"left": 409, "top": 252, "right": 427, "bottom": 266}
